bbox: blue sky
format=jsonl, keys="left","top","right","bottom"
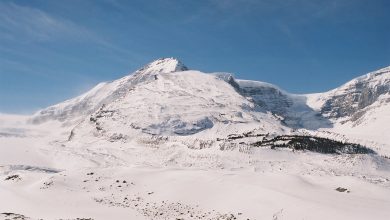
{"left": 1, "top": 0, "right": 389, "bottom": 113}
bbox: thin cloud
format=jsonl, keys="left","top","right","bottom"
{"left": 0, "top": 1, "right": 142, "bottom": 63}
{"left": 0, "top": 2, "right": 89, "bottom": 42}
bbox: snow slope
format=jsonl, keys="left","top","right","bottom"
{"left": 69, "top": 70, "right": 286, "bottom": 145}
{"left": 31, "top": 58, "right": 189, "bottom": 125}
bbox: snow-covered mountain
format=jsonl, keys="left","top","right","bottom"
{"left": 70, "top": 70, "right": 287, "bottom": 141}
{"left": 1, "top": 58, "right": 390, "bottom": 220}
{"left": 28, "top": 58, "right": 390, "bottom": 152}
{"left": 31, "top": 58, "right": 389, "bottom": 128}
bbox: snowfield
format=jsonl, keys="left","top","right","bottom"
{"left": 1, "top": 58, "right": 390, "bottom": 220}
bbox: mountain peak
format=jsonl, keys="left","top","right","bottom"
{"left": 135, "top": 57, "right": 189, "bottom": 75}
{"left": 340, "top": 65, "right": 390, "bottom": 89}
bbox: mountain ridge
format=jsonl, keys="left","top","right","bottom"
{"left": 31, "top": 58, "right": 389, "bottom": 125}
{"left": 28, "top": 58, "right": 390, "bottom": 155}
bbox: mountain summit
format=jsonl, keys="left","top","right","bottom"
{"left": 31, "top": 58, "right": 190, "bottom": 123}
{"left": 135, "top": 58, "right": 188, "bottom": 75}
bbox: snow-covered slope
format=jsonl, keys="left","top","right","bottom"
{"left": 31, "top": 58, "right": 189, "bottom": 124}
{"left": 69, "top": 70, "right": 286, "bottom": 145}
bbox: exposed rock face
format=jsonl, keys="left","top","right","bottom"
{"left": 320, "top": 67, "right": 390, "bottom": 122}
{"left": 235, "top": 80, "right": 332, "bottom": 129}
{"left": 237, "top": 80, "right": 292, "bottom": 116}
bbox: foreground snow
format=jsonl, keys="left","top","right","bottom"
{"left": 1, "top": 121, "right": 390, "bottom": 220}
